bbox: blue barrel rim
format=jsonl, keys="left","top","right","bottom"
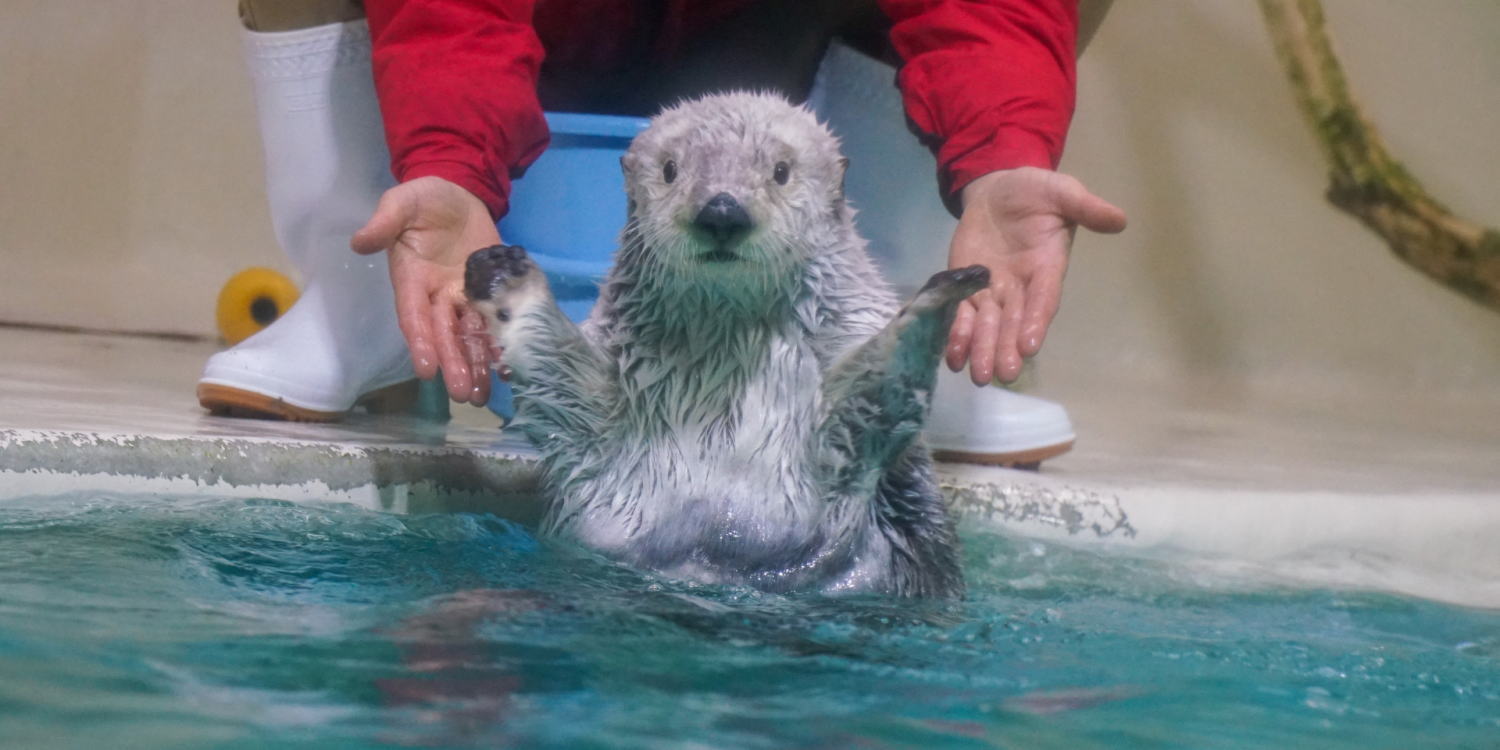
{"left": 544, "top": 111, "right": 650, "bottom": 139}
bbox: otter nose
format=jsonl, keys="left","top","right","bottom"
{"left": 693, "top": 192, "right": 751, "bottom": 241}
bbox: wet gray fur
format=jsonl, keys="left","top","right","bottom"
{"left": 467, "top": 92, "right": 986, "bottom": 597}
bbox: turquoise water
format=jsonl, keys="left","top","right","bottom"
{"left": 1, "top": 493, "right": 1496, "bottom": 749}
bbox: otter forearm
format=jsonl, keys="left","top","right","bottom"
{"left": 504, "top": 303, "right": 614, "bottom": 440}
{"left": 818, "top": 311, "right": 944, "bottom": 495}
{"left": 818, "top": 266, "right": 989, "bottom": 494}
{"left": 465, "top": 245, "right": 614, "bottom": 445}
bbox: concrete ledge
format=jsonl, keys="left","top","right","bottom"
{"left": 940, "top": 464, "right": 1500, "bottom": 609}
{"left": 0, "top": 427, "right": 544, "bottom": 521}
{"left": 3, "top": 422, "right": 1495, "bottom": 608}
{"left": 2, "top": 326, "right": 1497, "bottom": 609}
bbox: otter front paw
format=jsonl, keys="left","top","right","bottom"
{"left": 465, "top": 244, "right": 539, "bottom": 309}
{"left": 908, "top": 265, "right": 989, "bottom": 313}
{"left": 464, "top": 244, "right": 548, "bottom": 349}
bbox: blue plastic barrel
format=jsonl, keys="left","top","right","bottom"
{"left": 486, "top": 112, "right": 650, "bottom": 421}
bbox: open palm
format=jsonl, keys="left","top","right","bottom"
{"left": 945, "top": 168, "right": 1127, "bottom": 384}
{"left": 351, "top": 176, "right": 501, "bottom": 406}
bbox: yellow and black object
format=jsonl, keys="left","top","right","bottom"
{"left": 215, "top": 267, "right": 299, "bottom": 345}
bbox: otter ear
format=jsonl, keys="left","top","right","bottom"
{"left": 831, "top": 157, "right": 850, "bottom": 218}
{"left": 621, "top": 156, "right": 638, "bottom": 217}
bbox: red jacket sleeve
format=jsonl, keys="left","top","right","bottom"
{"left": 879, "top": 0, "right": 1078, "bottom": 213}
{"left": 364, "top": 0, "right": 550, "bottom": 220}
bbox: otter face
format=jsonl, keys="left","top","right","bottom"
{"left": 620, "top": 92, "right": 850, "bottom": 283}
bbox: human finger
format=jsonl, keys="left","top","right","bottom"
{"left": 1018, "top": 264, "right": 1065, "bottom": 358}
{"left": 994, "top": 281, "right": 1026, "bottom": 383}
{"left": 1050, "top": 174, "right": 1128, "bottom": 234}
{"left": 390, "top": 259, "right": 440, "bottom": 379}
{"left": 351, "top": 185, "right": 418, "bottom": 255}
{"left": 459, "top": 305, "right": 493, "bottom": 405}
{"left": 946, "top": 300, "right": 977, "bottom": 372}
{"left": 966, "top": 289, "right": 1003, "bottom": 386}
{"left": 430, "top": 293, "right": 474, "bottom": 403}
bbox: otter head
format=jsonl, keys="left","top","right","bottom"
{"left": 620, "top": 92, "right": 850, "bottom": 293}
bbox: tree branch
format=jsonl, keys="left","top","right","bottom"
{"left": 1259, "top": 0, "right": 1500, "bottom": 312}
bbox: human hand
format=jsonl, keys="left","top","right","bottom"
{"left": 945, "top": 167, "right": 1127, "bottom": 384}
{"left": 351, "top": 176, "right": 501, "bottom": 406}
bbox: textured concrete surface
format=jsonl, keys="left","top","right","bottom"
{"left": 0, "top": 326, "right": 542, "bottom": 518}
{"left": 2, "top": 326, "right": 1496, "bottom": 608}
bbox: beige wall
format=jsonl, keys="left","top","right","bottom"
{"left": 1055, "top": 0, "right": 1500, "bottom": 393}
{"left": 0, "top": 1, "right": 284, "bottom": 336}
{"left": 0, "top": 1, "right": 1496, "bottom": 393}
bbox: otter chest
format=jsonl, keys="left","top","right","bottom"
{"left": 564, "top": 334, "right": 828, "bottom": 560}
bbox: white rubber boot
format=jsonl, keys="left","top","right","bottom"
{"left": 808, "top": 42, "right": 1076, "bottom": 466}
{"left": 924, "top": 368, "right": 1076, "bottom": 467}
{"left": 199, "top": 19, "right": 413, "bottom": 421}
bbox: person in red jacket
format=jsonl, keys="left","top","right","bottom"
{"left": 204, "top": 0, "right": 1122, "bottom": 464}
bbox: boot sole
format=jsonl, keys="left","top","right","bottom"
{"left": 931, "top": 439, "right": 1074, "bottom": 471}
{"left": 197, "top": 380, "right": 419, "bottom": 422}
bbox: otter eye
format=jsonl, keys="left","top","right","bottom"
{"left": 773, "top": 161, "right": 790, "bottom": 185}
{"left": 663, "top": 160, "right": 677, "bottom": 184}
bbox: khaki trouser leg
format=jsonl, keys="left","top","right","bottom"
{"left": 1078, "top": 0, "right": 1114, "bottom": 55}
{"left": 238, "top": 0, "right": 365, "bottom": 32}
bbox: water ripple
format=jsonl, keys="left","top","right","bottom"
{"left": 0, "top": 492, "right": 1495, "bottom": 749}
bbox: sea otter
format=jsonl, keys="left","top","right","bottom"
{"left": 465, "top": 92, "right": 985, "bottom": 598}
